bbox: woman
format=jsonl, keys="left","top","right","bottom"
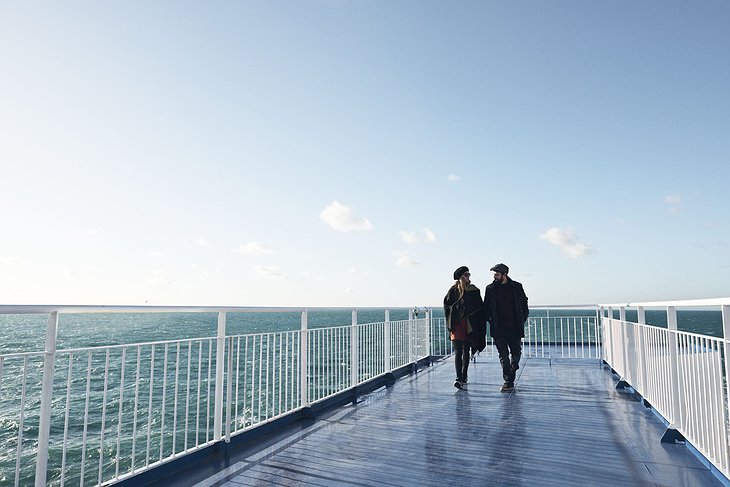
{"left": 443, "top": 266, "right": 486, "bottom": 389}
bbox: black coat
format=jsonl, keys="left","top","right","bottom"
{"left": 443, "top": 284, "right": 487, "bottom": 352}
{"left": 483, "top": 278, "right": 529, "bottom": 338}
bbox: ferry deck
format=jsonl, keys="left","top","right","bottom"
{"left": 145, "top": 353, "right": 723, "bottom": 487}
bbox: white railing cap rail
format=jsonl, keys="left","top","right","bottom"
{"left": 530, "top": 304, "right": 598, "bottom": 309}
{"left": 0, "top": 304, "right": 414, "bottom": 314}
{"left": 599, "top": 297, "right": 730, "bottom": 308}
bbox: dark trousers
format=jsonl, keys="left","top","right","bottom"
{"left": 452, "top": 340, "right": 470, "bottom": 382}
{"left": 493, "top": 334, "right": 522, "bottom": 382}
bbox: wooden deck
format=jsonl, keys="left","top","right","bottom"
{"left": 154, "top": 354, "right": 725, "bottom": 487}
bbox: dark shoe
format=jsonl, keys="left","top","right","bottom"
{"left": 462, "top": 375, "right": 468, "bottom": 384}
{"left": 500, "top": 382, "right": 514, "bottom": 393}
{"left": 454, "top": 379, "right": 463, "bottom": 389}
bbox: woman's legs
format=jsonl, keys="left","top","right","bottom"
{"left": 453, "top": 340, "right": 470, "bottom": 382}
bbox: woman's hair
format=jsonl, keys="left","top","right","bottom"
{"left": 455, "top": 279, "right": 465, "bottom": 298}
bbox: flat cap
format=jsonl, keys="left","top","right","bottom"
{"left": 490, "top": 263, "right": 509, "bottom": 274}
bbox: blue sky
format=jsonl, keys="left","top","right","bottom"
{"left": 1, "top": 1, "right": 729, "bottom": 307}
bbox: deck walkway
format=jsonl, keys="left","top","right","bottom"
{"left": 157, "top": 354, "right": 724, "bottom": 487}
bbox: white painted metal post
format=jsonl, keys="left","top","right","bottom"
{"left": 594, "top": 306, "right": 600, "bottom": 360}
{"left": 620, "top": 306, "right": 630, "bottom": 383}
{"left": 35, "top": 311, "right": 59, "bottom": 487}
{"left": 722, "top": 305, "right": 730, "bottom": 439}
{"left": 408, "top": 309, "right": 414, "bottom": 364}
{"left": 637, "top": 306, "right": 648, "bottom": 397}
{"left": 384, "top": 310, "right": 391, "bottom": 371}
{"left": 351, "top": 310, "right": 358, "bottom": 387}
{"left": 424, "top": 308, "right": 432, "bottom": 357}
{"left": 300, "top": 310, "right": 308, "bottom": 407}
{"left": 213, "top": 311, "right": 226, "bottom": 441}
{"left": 666, "top": 306, "right": 683, "bottom": 428}
{"left": 607, "top": 306, "right": 615, "bottom": 367}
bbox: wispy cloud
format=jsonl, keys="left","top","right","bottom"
{"left": 447, "top": 174, "right": 460, "bottom": 182}
{"left": 423, "top": 227, "right": 436, "bottom": 242}
{"left": 399, "top": 227, "right": 436, "bottom": 244}
{"left": 147, "top": 250, "right": 162, "bottom": 257}
{"left": 1, "top": 257, "right": 20, "bottom": 265}
{"left": 254, "top": 265, "right": 285, "bottom": 278}
{"left": 196, "top": 238, "right": 210, "bottom": 247}
{"left": 319, "top": 201, "right": 373, "bottom": 232}
{"left": 394, "top": 251, "right": 420, "bottom": 267}
{"left": 399, "top": 230, "right": 418, "bottom": 244}
{"left": 192, "top": 263, "right": 209, "bottom": 278}
{"left": 539, "top": 227, "right": 593, "bottom": 258}
{"left": 664, "top": 194, "right": 682, "bottom": 214}
{"left": 236, "top": 241, "right": 274, "bottom": 256}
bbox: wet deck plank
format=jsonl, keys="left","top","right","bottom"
{"left": 163, "top": 354, "right": 723, "bottom": 487}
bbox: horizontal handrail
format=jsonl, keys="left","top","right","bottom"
{"left": 600, "top": 297, "right": 730, "bottom": 308}
{"left": 0, "top": 305, "right": 415, "bottom": 314}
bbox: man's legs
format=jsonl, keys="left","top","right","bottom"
{"left": 507, "top": 334, "right": 522, "bottom": 371}
{"left": 493, "top": 335, "right": 515, "bottom": 383}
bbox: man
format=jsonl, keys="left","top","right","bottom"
{"left": 483, "top": 263, "right": 529, "bottom": 392}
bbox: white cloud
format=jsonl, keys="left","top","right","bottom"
{"left": 147, "top": 250, "right": 162, "bottom": 257}
{"left": 196, "top": 238, "right": 210, "bottom": 246}
{"left": 394, "top": 251, "right": 420, "bottom": 267}
{"left": 192, "top": 264, "right": 209, "bottom": 278}
{"left": 399, "top": 230, "right": 419, "bottom": 244}
{"left": 254, "top": 265, "right": 285, "bottom": 278}
{"left": 319, "top": 201, "right": 373, "bottom": 232}
{"left": 447, "top": 174, "right": 460, "bottom": 181}
{"left": 423, "top": 227, "right": 436, "bottom": 242}
{"left": 539, "top": 227, "right": 593, "bottom": 258}
{"left": 1, "top": 257, "right": 20, "bottom": 265}
{"left": 236, "top": 241, "right": 274, "bottom": 256}
{"left": 664, "top": 194, "right": 682, "bottom": 214}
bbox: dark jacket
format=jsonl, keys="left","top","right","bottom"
{"left": 483, "top": 278, "right": 529, "bottom": 338}
{"left": 443, "top": 284, "right": 487, "bottom": 352}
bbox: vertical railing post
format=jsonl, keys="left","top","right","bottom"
{"left": 664, "top": 305, "right": 684, "bottom": 441}
{"left": 213, "top": 311, "right": 226, "bottom": 441}
{"left": 598, "top": 306, "right": 606, "bottom": 362}
{"left": 351, "top": 310, "right": 358, "bottom": 387}
{"left": 607, "top": 306, "right": 615, "bottom": 367}
{"left": 722, "top": 305, "right": 730, "bottom": 458}
{"left": 35, "top": 311, "right": 59, "bottom": 487}
{"left": 620, "top": 306, "right": 631, "bottom": 384}
{"left": 408, "top": 308, "right": 414, "bottom": 364}
{"left": 595, "top": 306, "right": 602, "bottom": 361}
{"left": 424, "top": 308, "right": 431, "bottom": 358}
{"left": 384, "top": 310, "right": 391, "bottom": 371}
{"left": 637, "top": 306, "right": 648, "bottom": 399}
{"left": 300, "top": 310, "right": 308, "bottom": 407}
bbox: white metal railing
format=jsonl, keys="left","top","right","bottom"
{"left": 0, "top": 306, "right": 431, "bottom": 487}
{"left": 431, "top": 311, "right": 602, "bottom": 360}
{"left": 4, "top": 301, "right": 727, "bottom": 485}
{"left": 600, "top": 299, "right": 730, "bottom": 481}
